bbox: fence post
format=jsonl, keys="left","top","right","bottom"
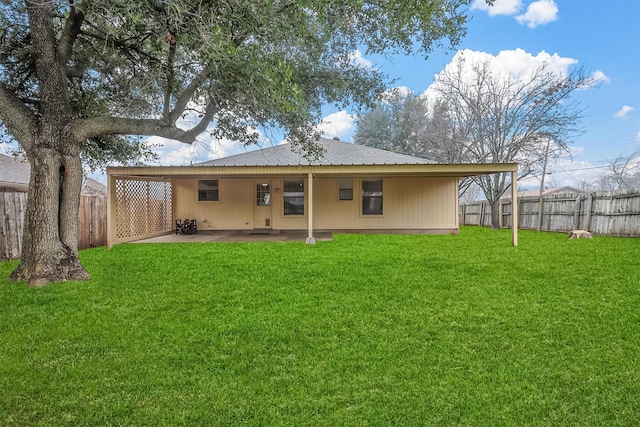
{"left": 585, "top": 193, "right": 594, "bottom": 232}
{"left": 536, "top": 196, "right": 544, "bottom": 231}
{"left": 573, "top": 196, "right": 582, "bottom": 230}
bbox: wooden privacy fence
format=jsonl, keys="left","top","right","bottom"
{"left": 0, "top": 192, "right": 107, "bottom": 261}
{"left": 460, "top": 188, "right": 640, "bottom": 237}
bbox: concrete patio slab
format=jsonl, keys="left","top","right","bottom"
{"left": 130, "top": 230, "right": 333, "bottom": 244}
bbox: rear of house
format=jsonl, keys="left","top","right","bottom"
{"left": 107, "top": 138, "right": 519, "bottom": 246}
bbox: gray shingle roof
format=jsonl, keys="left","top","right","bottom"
{"left": 0, "top": 153, "right": 30, "bottom": 191}
{"left": 0, "top": 153, "right": 106, "bottom": 195}
{"left": 197, "top": 138, "right": 434, "bottom": 167}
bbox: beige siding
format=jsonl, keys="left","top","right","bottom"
{"left": 313, "top": 177, "right": 458, "bottom": 230}
{"left": 172, "top": 176, "right": 458, "bottom": 231}
{"left": 270, "top": 178, "right": 309, "bottom": 230}
{"left": 173, "top": 178, "right": 253, "bottom": 230}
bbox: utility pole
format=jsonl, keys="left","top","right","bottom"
{"left": 537, "top": 138, "right": 551, "bottom": 232}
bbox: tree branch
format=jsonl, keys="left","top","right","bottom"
{"left": 167, "top": 65, "right": 216, "bottom": 124}
{"left": 57, "top": 1, "right": 85, "bottom": 63}
{"left": 161, "top": 34, "right": 177, "bottom": 123}
{"left": 0, "top": 82, "right": 38, "bottom": 148}
{"left": 26, "top": 0, "right": 72, "bottom": 118}
{"left": 69, "top": 105, "right": 216, "bottom": 144}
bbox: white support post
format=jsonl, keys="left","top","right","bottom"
{"left": 306, "top": 171, "right": 316, "bottom": 244}
{"left": 511, "top": 170, "right": 518, "bottom": 246}
{"left": 106, "top": 173, "right": 115, "bottom": 249}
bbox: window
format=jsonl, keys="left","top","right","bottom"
{"left": 256, "top": 183, "right": 270, "bottom": 206}
{"left": 283, "top": 179, "right": 304, "bottom": 215}
{"left": 198, "top": 180, "right": 219, "bottom": 201}
{"left": 362, "top": 179, "right": 383, "bottom": 215}
{"left": 339, "top": 178, "right": 353, "bottom": 201}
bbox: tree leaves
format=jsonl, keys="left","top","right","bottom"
{"left": 0, "top": 0, "right": 483, "bottom": 163}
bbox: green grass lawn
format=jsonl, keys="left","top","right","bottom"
{"left": 1, "top": 227, "right": 639, "bottom": 426}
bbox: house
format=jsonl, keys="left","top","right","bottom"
{"left": 106, "top": 138, "right": 519, "bottom": 247}
{"left": 0, "top": 152, "right": 107, "bottom": 195}
{"left": 0, "top": 153, "right": 31, "bottom": 192}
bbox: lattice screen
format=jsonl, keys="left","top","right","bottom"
{"left": 115, "top": 178, "right": 172, "bottom": 240}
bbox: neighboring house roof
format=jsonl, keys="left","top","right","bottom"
{"left": 197, "top": 137, "right": 435, "bottom": 167}
{"left": 0, "top": 153, "right": 30, "bottom": 192}
{"left": 81, "top": 177, "right": 108, "bottom": 196}
{"left": 0, "top": 153, "right": 106, "bottom": 196}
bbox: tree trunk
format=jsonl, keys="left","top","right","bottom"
{"left": 9, "top": 143, "right": 89, "bottom": 287}
{"left": 490, "top": 199, "right": 501, "bottom": 229}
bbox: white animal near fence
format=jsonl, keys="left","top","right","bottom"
{"left": 568, "top": 230, "right": 593, "bottom": 239}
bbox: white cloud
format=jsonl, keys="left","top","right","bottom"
{"left": 592, "top": 70, "right": 610, "bottom": 84}
{"left": 637, "top": 131, "right": 640, "bottom": 141}
{"left": 349, "top": 50, "right": 373, "bottom": 68}
{"left": 317, "top": 110, "right": 355, "bottom": 138}
{"left": 146, "top": 125, "right": 269, "bottom": 166}
{"left": 471, "top": 0, "right": 522, "bottom": 16}
{"left": 380, "top": 86, "right": 412, "bottom": 102}
{"left": 426, "top": 49, "right": 578, "bottom": 96}
{"left": 516, "top": 0, "right": 559, "bottom": 28}
{"left": 0, "top": 142, "right": 13, "bottom": 155}
{"left": 614, "top": 105, "right": 634, "bottom": 119}
{"left": 144, "top": 107, "right": 280, "bottom": 165}
{"left": 146, "top": 136, "right": 198, "bottom": 166}
{"left": 494, "top": 48, "right": 576, "bottom": 79}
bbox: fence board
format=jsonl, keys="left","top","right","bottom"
{"left": 460, "top": 189, "right": 640, "bottom": 237}
{"left": 0, "top": 193, "right": 107, "bottom": 260}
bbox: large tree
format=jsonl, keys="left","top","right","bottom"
{"left": 354, "top": 89, "right": 468, "bottom": 163}
{"left": 432, "top": 54, "right": 595, "bottom": 227}
{"left": 0, "top": 0, "right": 486, "bottom": 286}
{"left": 355, "top": 52, "right": 596, "bottom": 228}
{"left": 591, "top": 149, "right": 640, "bottom": 191}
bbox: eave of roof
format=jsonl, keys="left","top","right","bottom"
{"left": 107, "top": 162, "right": 518, "bottom": 179}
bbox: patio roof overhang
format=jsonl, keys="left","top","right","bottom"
{"left": 106, "top": 162, "right": 518, "bottom": 179}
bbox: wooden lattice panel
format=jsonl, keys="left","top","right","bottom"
{"left": 115, "top": 178, "right": 172, "bottom": 240}
{"left": 148, "top": 181, "right": 173, "bottom": 234}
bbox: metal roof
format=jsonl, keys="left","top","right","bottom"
{"left": 196, "top": 138, "right": 435, "bottom": 167}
